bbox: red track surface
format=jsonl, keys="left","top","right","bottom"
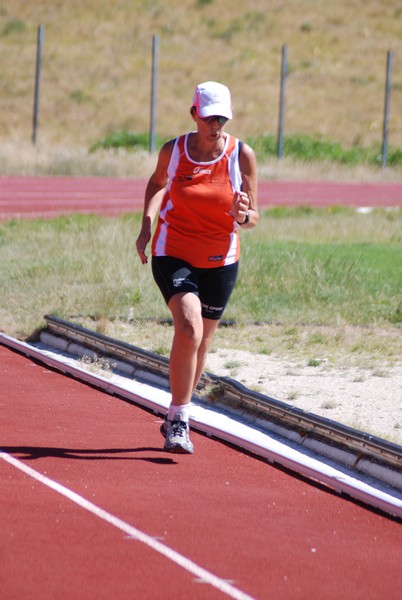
{"left": 0, "top": 175, "right": 401, "bottom": 221}
{"left": 1, "top": 178, "right": 401, "bottom": 598}
{"left": 1, "top": 343, "right": 401, "bottom": 599}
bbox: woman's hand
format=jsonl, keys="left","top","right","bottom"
{"left": 231, "top": 191, "right": 250, "bottom": 224}
{"left": 136, "top": 217, "right": 152, "bottom": 264}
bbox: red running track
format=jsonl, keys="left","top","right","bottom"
{"left": 0, "top": 176, "right": 402, "bottom": 220}
{"left": 1, "top": 343, "right": 401, "bottom": 600}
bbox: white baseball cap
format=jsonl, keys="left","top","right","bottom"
{"left": 193, "top": 81, "right": 233, "bottom": 120}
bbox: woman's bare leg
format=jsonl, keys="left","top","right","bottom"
{"left": 192, "top": 317, "right": 220, "bottom": 391}
{"left": 163, "top": 294, "right": 220, "bottom": 453}
{"left": 168, "top": 292, "right": 204, "bottom": 406}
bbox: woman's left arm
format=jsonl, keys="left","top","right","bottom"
{"left": 237, "top": 142, "right": 259, "bottom": 229}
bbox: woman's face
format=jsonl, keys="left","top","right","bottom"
{"left": 191, "top": 107, "right": 228, "bottom": 140}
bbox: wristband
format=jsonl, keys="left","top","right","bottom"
{"left": 237, "top": 210, "right": 250, "bottom": 226}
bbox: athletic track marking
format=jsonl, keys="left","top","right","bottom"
{"left": 0, "top": 450, "right": 255, "bottom": 600}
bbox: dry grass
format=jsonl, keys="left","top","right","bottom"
{"left": 1, "top": 139, "right": 402, "bottom": 181}
{"left": 0, "top": 140, "right": 156, "bottom": 177}
{"left": 1, "top": 0, "right": 402, "bottom": 150}
{"left": 73, "top": 317, "right": 402, "bottom": 372}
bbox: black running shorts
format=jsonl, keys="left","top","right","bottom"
{"left": 151, "top": 256, "right": 239, "bottom": 320}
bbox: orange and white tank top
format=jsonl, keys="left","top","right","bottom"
{"left": 152, "top": 133, "right": 243, "bottom": 268}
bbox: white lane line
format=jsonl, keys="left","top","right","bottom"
{"left": 1, "top": 451, "right": 255, "bottom": 600}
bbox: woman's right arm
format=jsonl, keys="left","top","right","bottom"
{"left": 135, "top": 140, "right": 174, "bottom": 264}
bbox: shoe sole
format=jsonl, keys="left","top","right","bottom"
{"left": 164, "top": 443, "right": 194, "bottom": 454}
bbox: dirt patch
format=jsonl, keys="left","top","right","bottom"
{"left": 206, "top": 349, "right": 402, "bottom": 445}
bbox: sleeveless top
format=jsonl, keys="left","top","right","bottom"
{"left": 152, "top": 133, "right": 243, "bottom": 269}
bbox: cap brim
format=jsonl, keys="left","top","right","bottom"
{"left": 198, "top": 103, "right": 232, "bottom": 120}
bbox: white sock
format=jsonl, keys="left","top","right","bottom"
{"left": 168, "top": 403, "right": 190, "bottom": 423}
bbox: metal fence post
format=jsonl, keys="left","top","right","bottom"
{"left": 149, "top": 34, "right": 159, "bottom": 154}
{"left": 381, "top": 49, "right": 393, "bottom": 168}
{"left": 32, "top": 24, "right": 44, "bottom": 145}
{"left": 277, "top": 44, "right": 288, "bottom": 160}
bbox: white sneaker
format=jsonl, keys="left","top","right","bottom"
{"left": 160, "top": 413, "right": 194, "bottom": 454}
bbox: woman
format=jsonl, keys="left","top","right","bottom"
{"left": 136, "top": 81, "right": 258, "bottom": 453}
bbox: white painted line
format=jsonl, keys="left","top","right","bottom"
{"left": 0, "top": 450, "right": 255, "bottom": 600}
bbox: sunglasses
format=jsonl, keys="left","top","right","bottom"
{"left": 199, "top": 115, "right": 229, "bottom": 125}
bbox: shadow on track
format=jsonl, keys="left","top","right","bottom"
{"left": 1, "top": 446, "right": 177, "bottom": 465}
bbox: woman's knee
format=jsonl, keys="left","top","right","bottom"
{"left": 169, "top": 293, "right": 203, "bottom": 346}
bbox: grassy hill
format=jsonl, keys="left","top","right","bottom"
{"left": 1, "top": 0, "right": 401, "bottom": 158}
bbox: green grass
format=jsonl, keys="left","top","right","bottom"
{"left": 1, "top": 209, "right": 401, "bottom": 342}
{"left": 247, "top": 133, "right": 402, "bottom": 167}
{"left": 1, "top": 18, "right": 26, "bottom": 36}
{"left": 88, "top": 129, "right": 402, "bottom": 167}
{"left": 89, "top": 130, "right": 162, "bottom": 153}
{"left": 234, "top": 238, "right": 402, "bottom": 325}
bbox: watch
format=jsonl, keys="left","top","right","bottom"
{"left": 237, "top": 210, "right": 250, "bottom": 226}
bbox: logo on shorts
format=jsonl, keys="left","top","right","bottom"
{"left": 202, "top": 302, "right": 224, "bottom": 315}
{"left": 172, "top": 277, "right": 186, "bottom": 288}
